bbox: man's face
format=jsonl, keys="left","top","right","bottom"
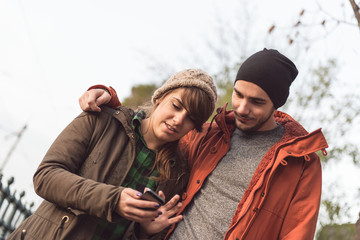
{"left": 232, "top": 80, "right": 276, "bottom": 132}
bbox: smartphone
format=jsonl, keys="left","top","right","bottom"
{"left": 140, "top": 189, "right": 165, "bottom": 206}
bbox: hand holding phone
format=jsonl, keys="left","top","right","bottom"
{"left": 139, "top": 194, "right": 184, "bottom": 236}
{"left": 140, "top": 189, "right": 165, "bottom": 206}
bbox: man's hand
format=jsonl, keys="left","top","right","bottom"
{"left": 79, "top": 89, "right": 111, "bottom": 112}
{"left": 115, "top": 188, "right": 162, "bottom": 223}
{"left": 139, "top": 192, "right": 183, "bottom": 237}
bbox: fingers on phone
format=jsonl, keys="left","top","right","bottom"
{"left": 158, "top": 190, "right": 165, "bottom": 200}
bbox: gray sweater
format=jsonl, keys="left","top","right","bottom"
{"left": 170, "top": 125, "right": 284, "bottom": 240}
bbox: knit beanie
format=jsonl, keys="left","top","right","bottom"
{"left": 235, "top": 48, "right": 298, "bottom": 108}
{"left": 152, "top": 69, "right": 217, "bottom": 111}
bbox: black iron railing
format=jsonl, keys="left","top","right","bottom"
{"left": 0, "top": 173, "right": 33, "bottom": 239}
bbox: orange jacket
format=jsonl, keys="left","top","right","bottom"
{"left": 167, "top": 104, "right": 328, "bottom": 240}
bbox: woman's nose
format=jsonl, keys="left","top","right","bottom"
{"left": 173, "top": 111, "right": 187, "bottom": 125}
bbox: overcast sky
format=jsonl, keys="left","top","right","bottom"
{"left": 1, "top": 0, "right": 359, "bottom": 224}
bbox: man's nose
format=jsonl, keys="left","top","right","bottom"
{"left": 235, "top": 100, "right": 250, "bottom": 115}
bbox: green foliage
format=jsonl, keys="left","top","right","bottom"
{"left": 122, "top": 83, "right": 158, "bottom": 109}
{"left": 316, "top": 223, "right": 355, "bottom": 240}
{"left": 321, "top": 197, "right": 351, "bottom": 224}
{"left": 322, "top": 199, "right": 342, "bottom": 223}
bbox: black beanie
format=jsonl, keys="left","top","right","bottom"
{"left": 235, "top": 48, "right": 298, "bottom": 109}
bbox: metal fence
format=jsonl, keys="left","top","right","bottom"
{"left": 0, "top": 173, "right": 33, "bottom": 239}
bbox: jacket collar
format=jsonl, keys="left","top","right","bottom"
{"left": 213, "top": 103, "right": 236, "bottom": 135}
{"left": 211, "top": 104, "right": 327, "bottom": 155}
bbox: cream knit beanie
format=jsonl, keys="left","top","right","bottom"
{"left": 152, "top": 69, "right": 217, "bottom": 111}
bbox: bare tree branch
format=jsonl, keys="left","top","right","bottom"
{"left": 349, "top": 0, "right": 360, "bottom": 31}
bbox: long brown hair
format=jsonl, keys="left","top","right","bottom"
{"left": 142, "top": 87, "right": 213, "bottom": 181}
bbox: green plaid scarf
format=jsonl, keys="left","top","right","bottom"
{"left": 91, "top": 111, "right": 158, "bottom": 240}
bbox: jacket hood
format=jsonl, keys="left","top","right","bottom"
{"left": 213, "top": 103, "right": 236, "bottom": 135}
{"left": 212, "top": 105, "right": 326, "bottom": 152}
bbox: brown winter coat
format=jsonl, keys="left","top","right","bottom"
{"left": 8, "top": 106, "right": 189, "bottom": 240}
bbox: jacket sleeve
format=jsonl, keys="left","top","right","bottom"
{"left": 279, "top": 153, "right": 322, "bottom": 240}
{"left": 33, "top": 111, "right": 123, "bottom": 222}
{"left": 88, "top": 84, "right": 121, "bottom": 109}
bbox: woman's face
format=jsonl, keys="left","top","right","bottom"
{"left": 142, "top": 88, "right": 195, "bottom": 150}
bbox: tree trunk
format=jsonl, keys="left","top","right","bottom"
{"left": 355, "top": 212, "right": 360, "bottom": 240}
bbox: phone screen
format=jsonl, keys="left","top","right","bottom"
{"left": 140, "top": 189, "right": 165, "bottom": 205}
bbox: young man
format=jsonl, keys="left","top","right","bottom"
{"left": 80, "top": 49, "right": 328, "bottom": 239}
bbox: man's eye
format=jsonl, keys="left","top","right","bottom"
{"left": 235, "top": 91, "right": 243, "bottom": 98}
{"left": 254, "top": 101, "right": 265, "bottom": 105}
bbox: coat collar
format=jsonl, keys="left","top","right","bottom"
{"left": 211, "top": 104, "right": 327, "bottom": 155}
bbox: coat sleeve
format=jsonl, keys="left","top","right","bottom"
{"left": 279, "top": 153, "right": 322, "bottom": 240}
{"left": 33, "top": 111, "right": 123, "bottom": 222}
{"left": 88, "top": 84, "right": 121, "bottom": 109}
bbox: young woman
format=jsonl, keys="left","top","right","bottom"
{"left": 8, "top": 69, "right": 217, "bottom": 240}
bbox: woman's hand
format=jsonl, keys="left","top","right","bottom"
{"left": 115, "top": 188, "right": 162, "bottom": 223}
{"left": 79, "top": 89, "right": 111, "bottom": 112}
{"left": 139, "top": 192, "right": 183, "bottom": 237}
